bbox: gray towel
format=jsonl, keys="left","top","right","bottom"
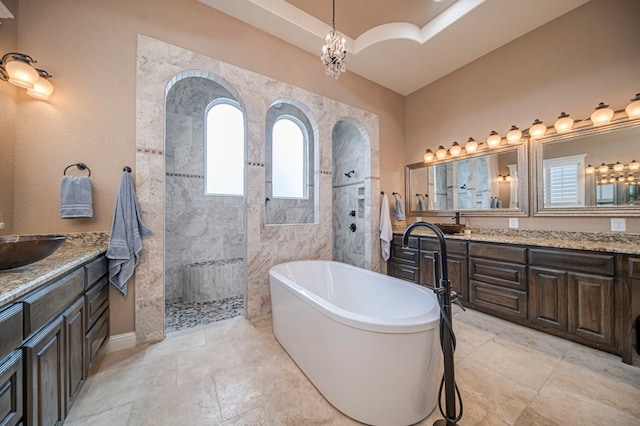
{"left": 106, "top": 171, "right": 151, "bottom": 296}
{"left": 417, "top": 199, "right": 427, "bottom": 211}
{"left": 393, "top": 198, "right": 406, "bottom": 221}
{"left": 60, "top": 176, "right": 93, "bottom": 218}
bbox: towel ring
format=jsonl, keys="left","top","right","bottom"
{"left": 63, "top": 163, "right": 91, "bottom": 177}
{"left": 392, "top": 192, "right": 401, "bottom": 200}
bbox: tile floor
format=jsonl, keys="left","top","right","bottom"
{"left": 164, "top": 296, "right": 245, "bottom": 332}
{"left": 65, "top": 307, "right": 640, "bottom": 425}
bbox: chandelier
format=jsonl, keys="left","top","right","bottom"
{"left": 320, "top": 0, "right": 347, "bottom": 79}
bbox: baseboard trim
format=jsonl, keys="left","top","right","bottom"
{"left": 104, "top": 332, "right": 137, "bottom": 353}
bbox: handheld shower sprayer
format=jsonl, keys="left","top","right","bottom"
{"left": 344, "top": 170, "right": 355, "bottom": 178}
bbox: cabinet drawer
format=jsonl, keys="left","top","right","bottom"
{"left": 420, "top": 237, "right": 467, "bottom": 255}
{"left": 0, "top": 350, "right": 23, "bottom": 426}
{"left": 529, "top": 248, "right": 614, "bottom": 276}
{"left": 85, "top": 277, "right": 109, "bottom": 328}
{"left": 0, "top": 304, "right": 23, "bottom": 361}
{"left": 85, "top": 308, "right": 109, "bottom": 374}
{"left": 469, "top": 258, "right": 527, "bottom": 290}
{"left": 469, "top": 242, "right": 526, "bottom": 263}
{"left": 85, "top": 256, "right": 108, "bottom": 290}
{"left": 469, "top": 280, "right": 528, "bottom": 321}
{"left": 392, "top": 234, "right": 420, "bottom": 249}
{"left": 22, "top": 267, "right": 85, "bottom": 337}
{"left": 390, "top": 245, "right": 419, "bottom": 266}
{"left": 388, "top": 262, "right": 420, "bottom": 284}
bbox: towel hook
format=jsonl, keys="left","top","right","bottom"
{"left": 63, "top": 163, "right": 91, "bottom": 177}
{"left": 392, "top": 192, "right": 401, "bottom": 200}
{"left": 123, "top": 166, "right": 132, "bottom": 173}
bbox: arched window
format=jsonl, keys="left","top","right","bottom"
{"left": 205, "top": 100, "right": 244, "bottom": 195}
{"left": 272, "top": 117, "right": 307, "bottom": 198}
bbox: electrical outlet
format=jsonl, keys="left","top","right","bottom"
{"left": 508, "top": 218, "right": 519, "bottom": 229}
{"left": 611, "top": 218, "right": 626, "bottom": 232}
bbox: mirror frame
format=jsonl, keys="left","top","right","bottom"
{"left": 532, "top": 116, "right": 640, "bottom": 217}
{"left": 405, "top": 141, "right": 529, "bottom": 218}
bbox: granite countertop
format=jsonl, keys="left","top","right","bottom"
{"left": 0, "top": 232, "right": 109, "bottom": 307}
{"left": 394, "top": 226, "right": 640, "bottom": 255}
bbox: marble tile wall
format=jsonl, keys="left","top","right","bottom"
{"left": 135, "top": 35, "right": 380, "bottom": 343}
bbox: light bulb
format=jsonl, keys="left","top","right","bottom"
{"left": 497, "top": 174, "right": 504, "bottom": 182}
{"left": 628, "top": 174, "right": 635, "bottom": 182}
{"left": 613, "top": 161, "right": 624, "bottom": 172}
{"left": 609, "top": 176, "right": 617, "bottom": 183}
{"left": 486, "top": 131, "right": 501, "bottom": 148}
{"left": 598, "top": 163, "right": 610, "bottom": 174}
{"left": 626, "top": 93, "right": 640, "bottom": 119}
{"left": 506, "top": 125, "right": 522, "bottom": 144}
{"left": 450, "top": 141, "right": 461, "bottom": 156}
{"left": 590, "top": 102, "right": 614, "bottom": 126}
{"left": 435, "top": 145, "right": 447, "bottom": 160}
{"left": 529, "top": 119, "right": 547, "bottom": 138}
{"left": 26, "top": 75, "right": 54, "bottom": 100}
{"left": 554, "top": 112, "right": 574, "bottom": 133}
{"left": 585, "top": 164, "right": 595, "bottom": 174}
{"left": 505, "top": 174, "right": 512, "bottom": 182}
{"left": 618, "top": 176, "right": 626, "bottom": 182}
{"left": 464, "top": 137, "right": 478, "bottom": 153}
{"left": 629, "top": 160, "right": 640, "bottom": 171}
{"left": 423, "top": 149, "right": 434, "bottom": 162}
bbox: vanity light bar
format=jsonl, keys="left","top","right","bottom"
{"left": 422, "top": 92, "right": 640, "bottom": 163}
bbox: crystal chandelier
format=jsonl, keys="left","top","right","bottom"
{"left": 320, "top": 0, "right": 346, "bottom": 79}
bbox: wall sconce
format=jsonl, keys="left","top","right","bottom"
{"left": 554, "top": 112, "right": 574, "bottom": 133}
{"left": 497, "top": 174, "right": 504, "bottom": 182}
{"left": 0, "top": 52, "right": 54, "bottom": 100}
{"left": 629, "top": 160, "right": 640, "bottom": 171}
{"left": 464, "top": 137, "right": 478, "bottom": 153}
{"left": 506, "top": 125, "right": 522, "bottom": 144}
{"left": 435, "top": 145, "right": 447, "bottom": 160}
{"left": 628, "top": 174, "right": 636, "bottom": 182}
{"left": 590, "top": 102, "right": 614, "bottom": 126}
{"left": 528, "top": 119, "right": 547, "bottom": 138}
{"left": 586, "top": 164, "right": 595, "bottom": 174}
{"left": 626, "top": 93, "right": 640, "bottom": 119}
{"left": 613, "top": 161, "right": 625, "bottom": 172}
{"left": 423, "top": 148, "right": 434, "bottom": 162}
{"left": 486, "top": 130, "right": 501, "bottom": 148}
{"left": 449, "top": 141, "right": 462, "bottom": 156}
{"left": 608, "top": 176, "right": 617, "bottom": 183}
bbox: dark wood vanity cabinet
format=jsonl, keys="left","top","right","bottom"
{"left": 467, "top": 242, "right": 528, "bottom": 322}
{"left": 0, "top": 253, "right": 109, "bottom": 426}
{"left": 387, "top": 234, "right": 635, "bottom": 363}
{"left": 528, "top": 248, "right": 615, "bottom": 350}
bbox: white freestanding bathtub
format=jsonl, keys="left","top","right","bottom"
{"left": 269, "top": 260, "right": 442, "bottom": 426}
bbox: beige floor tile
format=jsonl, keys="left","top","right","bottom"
{"left": 221, "top": 406, "right": 270, "bottom": 425}
{"left": 63, "top": 401, "right": 134, "bottom": 425}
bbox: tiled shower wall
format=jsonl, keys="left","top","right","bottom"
{"left": 165, "top": 77, "right": 245, "bottom": 303}
{"left": 134, "top": 35, "right": 380, "bottom": 344}
{"left": 332, "top": 120, "right": 367, "bottom": 268}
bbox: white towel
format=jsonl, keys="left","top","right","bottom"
{"left": 60, "top": 176, "right": 93, "bottom": 218}
{"left": 393, "top": 197, "right": 406, "bottom": 221}
{"left": 106, "top": 171, "right": 152, "bottom": 296}
{"left": 380, "top": 194, "right": 393, "bottom": 261}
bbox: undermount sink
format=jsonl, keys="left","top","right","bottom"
{"left": 0, "top": 235, "right": 67, "bottom": 270}
{"left": 434, "top": 223, "right": 466, "bottom": 235}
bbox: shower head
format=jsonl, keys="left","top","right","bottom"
{"left": 344, "top": 170, "right": 355, "bottom": 178}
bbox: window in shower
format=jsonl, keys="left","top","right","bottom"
{"left": 272, "top": 116, "right": 307, "bottom": 199}
{"left": 205, "top": 99, "right": 245, "bottom": 196}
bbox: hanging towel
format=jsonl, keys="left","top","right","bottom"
{"left": 393, "top": 197, "right": 406, "bottom": 221}
{"left": 60, "top": 176, "right": 93, "bottom": 218}
{"left": 380, "top": 194, "right": 393, "bottom": 261}
{"left": 106, "top": 171, "right": 152, "bottom": 297}
{"left": 417, "top": 198, "right": 427, "bottom": 211}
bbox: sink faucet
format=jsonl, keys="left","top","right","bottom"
{"left": 452, "top": 212, "right": 460, "bottom": 225}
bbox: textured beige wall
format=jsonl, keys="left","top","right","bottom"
{"left": 406, "top": 0, "right": 640, "bottom": 233}
{"left": 10, "top": 0, "right": 405, "bottom": 334}
{"left": 0, "top": 0, "right": 18, "bottom": 236}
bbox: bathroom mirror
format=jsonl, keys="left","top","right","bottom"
{"left": 405, "top": 142, "right": 529, "bottom": 217}
{"left": 532, "top": 119, "right": 640, "bottom": 216}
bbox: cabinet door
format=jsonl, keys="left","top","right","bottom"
{"left": 24, "top": 316, "right": 65, "bottom": 426}
{"left": 63, "top": 297, "right": 85, "bottom": 413}
{"left": 529, "top": 266, "right": 568, "bottom": 331}
{"left": 0, "top": 350, "right": 23, "bottom": 426}
{"left": 420, "top": 251, "right": 467, "bottom": 300}
{"left": 388, "top": 262, "right": 420, "bottom": 284}
{"left": 568, "top": 272, "right": 614, "bottom": 348}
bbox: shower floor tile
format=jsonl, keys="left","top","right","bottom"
{"left": 165, "top": 296, "right": 244, "bottom": 333}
